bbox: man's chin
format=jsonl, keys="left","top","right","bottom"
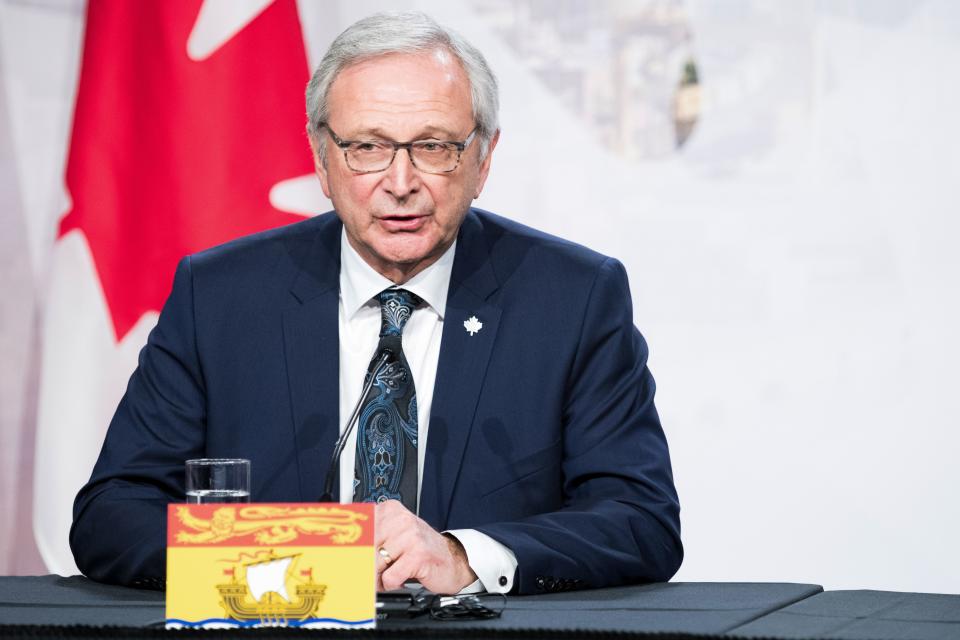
{"left": 367, "top": 236, "right": 451, "bottom": 280}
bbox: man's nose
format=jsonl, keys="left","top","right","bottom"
{"left": 382, "top": 147, "right": 420, "bottom": 198}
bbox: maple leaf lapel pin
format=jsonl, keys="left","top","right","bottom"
{"left": 463, "top": 316, "right": 483, "bottom": 336}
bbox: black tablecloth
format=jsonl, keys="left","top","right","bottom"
{"left": 731, "top": 589, "right": 960, "bottom": 640}
{"left": 3, "top": 575, "right": 958, "bottom": 640}
{"left": 0, "top": 576, "right": 819, "bottom": 634}
{"left": 0, "top": 576, "right": 165, "bottom": 627}
{"left": 387, "top": 581, "right": 822, "bottom": 633}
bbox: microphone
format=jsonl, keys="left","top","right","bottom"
{"left": 319, "top": 349, "right": 393, "bottom": 502}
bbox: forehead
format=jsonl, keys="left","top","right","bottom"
{"left": 326, "top": 50, "right": 474, "bottom": 138}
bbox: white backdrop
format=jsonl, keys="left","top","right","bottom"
{"left": 1, "top": 0, "right": 958, "bottom": 593}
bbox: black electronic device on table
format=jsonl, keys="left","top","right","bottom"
{"left": 377, "top": 586, "right": 433, "bottom": 620}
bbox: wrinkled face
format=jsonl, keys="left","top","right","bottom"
{"left": 313, "top": 50, "right": 498, "bottom": 283}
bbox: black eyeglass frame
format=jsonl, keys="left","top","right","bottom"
{"left": 319, "top": 123, "right": 479, "bottom": 175}
{"left": 427, "top": 593, "right": 507, "bottom": 621}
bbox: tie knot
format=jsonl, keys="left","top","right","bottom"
{"left": 378, "top": 288, "right": 421, "bottom": 337}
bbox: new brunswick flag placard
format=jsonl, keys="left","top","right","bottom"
{"left": 166, "top": 503, "right": 375, "bottom": 629}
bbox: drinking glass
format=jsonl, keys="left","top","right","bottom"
{"left": 185, "top": 458, "right": 250, "bottom": 503}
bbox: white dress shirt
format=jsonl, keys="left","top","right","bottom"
{"left": 337, "top": 229, "right": 517, "bottom": 593}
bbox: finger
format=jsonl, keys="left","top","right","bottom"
{"left": 385, "top": 548, "right": 456, "bottom": 595}
{"left": 375, "top": 545, "right": 397, "bottom": 574}
{"left": 379, "top": 549, "right": 417, "bottom": 592}
{"left": 375, "top": 570, "right": 385, "bottom": 593}
{"left": 374, "top": 546, "right": 392, "bottom": 592}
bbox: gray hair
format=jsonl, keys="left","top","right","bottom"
{"left": 305, "top": 11, "right": 499, "bottom": 162}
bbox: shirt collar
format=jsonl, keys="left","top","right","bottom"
{"left": 339, "top": 227, "right": 455, "bottom": 320}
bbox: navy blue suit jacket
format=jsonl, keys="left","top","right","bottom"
{"left": 71, "top": 209, "right": 682, "bottom": 593}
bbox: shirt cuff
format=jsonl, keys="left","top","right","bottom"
{"left": 445, "top": 528, "right": 517, "bottom": 594}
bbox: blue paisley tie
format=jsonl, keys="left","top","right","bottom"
{"left": 353, "top": 288, "right": 421, "bottom": 511}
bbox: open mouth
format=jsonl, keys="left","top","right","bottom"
{"left": 378, "top": 214, "right": 428, "bottom": 232}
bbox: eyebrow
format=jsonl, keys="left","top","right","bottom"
{"left": 350, "top": 126, "right": 462, "bottom": 141}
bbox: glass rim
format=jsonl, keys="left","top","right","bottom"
{"left": 185, "top": 458, "right": 250, "bottom": 466}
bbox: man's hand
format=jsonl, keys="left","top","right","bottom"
{"left": 374, "top": 500, "right": 478, "bottom": 594}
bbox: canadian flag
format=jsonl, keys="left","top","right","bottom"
{"left": 34, "top": 0, "right": 323, "bottom": 574}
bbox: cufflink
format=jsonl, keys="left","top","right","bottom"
{"left": 498, "top": 576, "right": 508, "bottom": 587}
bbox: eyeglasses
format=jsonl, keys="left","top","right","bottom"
{"left": 428, "top": 593, "right": 506, "bottom": 621}
{"left": 321, "top": 124, "right": 478, "bottom": 174}
{"left": 378, "top": 588, "right": 506, "bottom": 622}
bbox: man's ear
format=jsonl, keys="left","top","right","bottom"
{"left": 307, "top": 128, "right": 332, "bottom": 199}
{"left": 474, "top": 129, "right": 500, "bottom": 199}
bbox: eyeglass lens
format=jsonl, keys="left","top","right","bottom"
{"left": 344, "top": 141, "right": 461, "bottom": 174}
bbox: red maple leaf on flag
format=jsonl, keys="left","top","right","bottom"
{"left": 61, "top": 0, "right": 315, "bottom": 341}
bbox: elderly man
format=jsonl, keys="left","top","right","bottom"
{"left": 71, "top": 12, "right": 682, "bottom": 595}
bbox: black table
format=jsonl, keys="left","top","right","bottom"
{"left": 1, "top": 575, "right": 957, "bottom": 639}
{"left": 732, "top": 589, "right": 960, "bottom": 639}
{"left": 0, "top": 576, "right": 818, "bottom": 635}
{"left": 0, "top": 576, "right": 165, "bottom": 627}
{"left": 386, "top": 581, "right": 821, "bottom": 634}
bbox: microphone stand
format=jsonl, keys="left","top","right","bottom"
{"left": 319, "top": 349, "right": 392, "bottom": 502}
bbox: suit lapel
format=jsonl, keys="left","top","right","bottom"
{"left": 282, "top": 215, "right": 342, "bottom": 501}
{"left": 420, "top": 213, "right": 501, "bottom": 529}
